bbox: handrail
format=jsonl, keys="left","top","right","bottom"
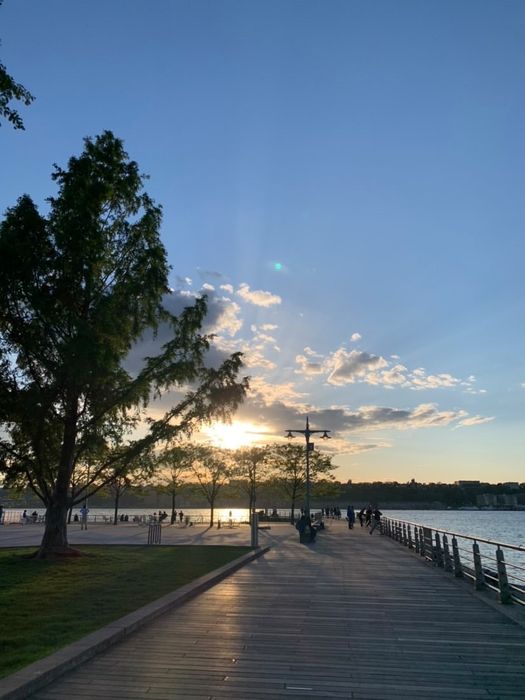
{"left": 386, "top": 517, "right": 525, "bottom": 552}
{"left": 381, "top": 515, "right": 525, "bottom": 607}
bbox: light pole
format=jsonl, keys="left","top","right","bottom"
{"left": 285, "top": 416, "right": 331, "bottom": 517}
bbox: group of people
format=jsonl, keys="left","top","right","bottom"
{"left": 345, "top": 504, "right": 382, "bottom": 534}
{"left": 20, "top": 509, "right": 39, "bottom": 523}
{"left": 321, "top": 506, "right": 342, "bottom": 519}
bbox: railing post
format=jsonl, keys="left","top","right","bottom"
{"left": 452, "top": 536, "right": 463, "bottom": 577}
{"left": 473, "top": 542, "right": 485, "bottom": 590}
{"left": 443, "top": 534, "right": 453, "bottom": 572}
{"left": 402, "top": 523, "right": 407, "bottom": 546}
{"left": 419, "top": 527, "right": 426, "bottom": 557}
{"left": 414, "top": 526, "right": 420, "bottom": 554}
{"left": 434, "top": 532, "right": 444, "bottom": 567}
{"left": 496, "top": 547, "right": 512, "bottom": 604}
{"left": 407, "top": 524, "right": 413, "bottom": 550}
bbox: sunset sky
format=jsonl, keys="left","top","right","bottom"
{"left": 2, "top": 1, "right": 524, "bottom": 483}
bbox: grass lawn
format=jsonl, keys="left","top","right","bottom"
{"left": 0, "top": 545, "right": 250, "bottom": 679}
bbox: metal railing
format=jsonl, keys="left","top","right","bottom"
{"left": 147, "top": 521, "right": 162, "bottom": 545}
{"left": 381, "top": 516, "right": 525, "bottom": 605}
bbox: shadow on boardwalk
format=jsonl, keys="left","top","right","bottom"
{"left": 26, "top": 521, "right": 525, "bottom": 699}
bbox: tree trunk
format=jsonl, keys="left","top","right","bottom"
{"left": 170, "top": 490, "right": 176, "bottom": 524}
{"left": 67, "top": 505, "right": 73, "bottom": 524}
{"left": 113, "top": 490, "right": 120, "bottom": 525}
{"left": 209, "top": 500, "right": 214, "bottom": 527}
{"left": 36, "top": 500, "right": 75, "bottom": 558}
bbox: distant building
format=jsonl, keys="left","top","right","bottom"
{"left": 476, "top": 493, "right": 518, "bottom": 507}
{"left": 476, "top": 493, "right": 497, "bottom": 507}
{"left": 455, "top": 480, "right": 481, "bottom": 487}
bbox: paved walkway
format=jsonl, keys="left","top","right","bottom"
{"left": 25, "top": 520, "right": 525, "bottom": 699}
{"left": 0, "top": 520, "right": 256, "bottom": 548}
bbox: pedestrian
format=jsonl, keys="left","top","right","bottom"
{"left": 346, "top": 505, "right": 355, "bottom": 529}
{"left": 365, "top": 505, "right": 372, "bottom": 527}
{"left": 179, "top": 510, "right": 184, "bottom": 524}
{"left": 357, "top": 508, "right": 365, "bottom": 527}
{"left": 21, "top": 509, "right": 28, "bottom": 523}
{"left": 80, "top": 504, "right": 89, "bottom": 530}
{"left": 0, "top": 503, "right": 3, "bottom": 524}
{"left": 369, "top": 506, "right": 382, "bottom": 535}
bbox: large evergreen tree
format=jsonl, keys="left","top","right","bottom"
{"left": 0, "top": 132, "right": 248, "bottom": 557}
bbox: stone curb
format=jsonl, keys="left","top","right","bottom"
{"left": 0, "top": 545, "right": 270, "bottom": 700}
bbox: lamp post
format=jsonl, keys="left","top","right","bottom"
{"left": 285, "top": 416, "right": 331, "bottom": 518}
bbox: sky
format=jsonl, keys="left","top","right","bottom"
{"left": 1, "top": 0, "right": 524, "bottom": 483}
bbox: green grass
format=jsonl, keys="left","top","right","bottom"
{"left": 0, "top": 545, "right": 250, "bottom": 679}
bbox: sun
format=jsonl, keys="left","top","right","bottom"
{"left": 203, "top": 421, "right": 263, "bottom": 450}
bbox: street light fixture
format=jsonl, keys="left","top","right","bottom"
{"left": 285, "top": 416, "right": 331, "bottom": 517}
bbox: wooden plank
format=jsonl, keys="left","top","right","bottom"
{"left": 31, "top": 522, "right": 525, "bottom": 699}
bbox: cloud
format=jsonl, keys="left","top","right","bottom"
{"left": 214, "top": 336, "right": 277, "bottom": 370}
{"left": 303, "top": 346, "right": 322, "bottom": 358}
{"left": 295, "top": 353, "right": 325, "bottom": 377}
{"left": 198, "top": 268, "right": 224, "bottom": 280}
{"left": 248, "top": 377, "right": 306, "bottom": 406}
{"left": 220, "top": 284, "right": 234, "bottom": 294}
{"left": 327, "top": 349, "right": 388, "bottom": 385}
{"left": 350, "top": 332, "right": 362, "bottom": 342}
{"left": 201, "top": 282, "right": 215, "bottom": 291}
{"left": 457, "top": 415, "right": 495, "bottom": 428}
{"left": 174, "top": 275, "right": 192, "bottom": 287}
{"left": 293, "top": 343, "right": 484, "bottom": 395}
{"left": 236, "top": 283, "right": 282, "bottom": 307}
{"left": 208, "top": 298, "right": 243, "bottom": 337}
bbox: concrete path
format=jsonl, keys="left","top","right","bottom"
{"left": 0, "top": 520, "right": 257, "bottom": 548}
{"left": 27, "top": 520, "right": 525, "bottom": 700}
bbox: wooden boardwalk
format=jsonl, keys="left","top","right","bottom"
{"left": 32, "top": 521, "right": 525, "bottom": 700}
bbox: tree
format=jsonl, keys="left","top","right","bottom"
{"left": 231, "top": 446, "right": 269, "bottom": 524}
{"left": 0, "top": 2, "right": 34, "bottom": 129}
{"left": 267, "top": 443, "right": 334, "bottom": 522}
{"left": 155, "top": 444, "right": 194, "bottom": 524}
{"left": 107, "top": 454, "right": 153, "bottom": 524}
{"left": 0, "top": 132, "right": 248, "bottom": 557}
{"left": 191, "top": 446, "right": 231, "bottom": 526}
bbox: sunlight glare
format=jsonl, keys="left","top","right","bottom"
{"left": 204, "top": 422, "right": 262, "bottom": 450}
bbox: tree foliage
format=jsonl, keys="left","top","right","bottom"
{"left": 0, "top": 2, "right": 34, "bottom": 129}
{"left": 155, "top": 444, "right": 195, "bottom": 523}
{"left": 266, "top": 443, "right": 334, "bottom": 521}
{"left": 0, "top": 132, "right": 248, "bottom": 556}
{"left": 191, "top": 445, "right": 231, "bottom": 526}
{"left": 231, "top": 446, "right": 270, "bottom": 523}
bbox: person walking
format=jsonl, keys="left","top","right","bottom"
{"left": 79, "top": 504, "right": 89, "bottom": 530}
{"left": 346, "top": 505, "right": 355, "bottom": 529}
{"left": 369, "top": 506, "right": 382, "bottom": 535}
{"left": 357, "top": 508, "right": 365, "bottom": 527}
{"left": 365, "top": 505, "right": 372, "bottom": 527}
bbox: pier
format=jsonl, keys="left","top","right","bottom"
{"left": 4, "top": 520, "right": 525, "bottom": 699}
